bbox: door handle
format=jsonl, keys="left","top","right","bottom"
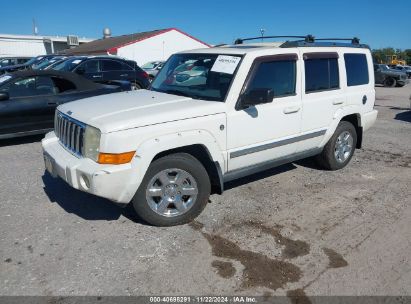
{"left": 332, "top": 100, "right": 344, "bottom": 105}
{"left": 283, "top": 106, "right": 300, "bottom": 114}
{"left": 120, "top": 74, "right": 129, "bottom": 77}
{"left": 92, "top": 75, "right": 102, "bottom": 78}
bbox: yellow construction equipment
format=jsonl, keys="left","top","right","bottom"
{"left": 386, "top": 55, "right": 406, "bottom": 66}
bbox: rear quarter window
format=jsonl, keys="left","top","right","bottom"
{"left": 344, "top": 53, "right": 369, "bottom": 86}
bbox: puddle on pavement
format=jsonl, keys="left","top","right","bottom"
{"left": 286, "top": 289, "right": 312, "bottom": 304}
{"left": 323, "top": 247, "right": 348, "bottom": 268}
{"left": 190, "top": 221, "right": 302, "bottom": 290}
{"left": 211, "top": 260, "right": 236, "bottom": 278}
{"left": 243, "top": 221, "right": 310, "bottom": 259}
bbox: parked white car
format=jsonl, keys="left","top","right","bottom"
{"left": 42, "top": 36, "right": 378, "bottom": 226}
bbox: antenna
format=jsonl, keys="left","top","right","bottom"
{"left": 260, "top": 28, "right": 266, "bottom": 42}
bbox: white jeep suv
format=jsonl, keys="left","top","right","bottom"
{"left": 42, "top": 36, "right": 378, "bottom": 226}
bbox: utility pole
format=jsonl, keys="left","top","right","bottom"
{"left": 32, "top": 19, "right": 38, "bottom": 35}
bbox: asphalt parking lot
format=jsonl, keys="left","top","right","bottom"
{"left": 0, "top": 86, "right": 410, "bottom": 298}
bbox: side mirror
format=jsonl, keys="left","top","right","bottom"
{"left": 241, "top": 88, "right": 274, "bottom": 109}
{"left": 0, "top": 91, "right": 9, "bottom": 101}
{"left": 76, "top": 66, "right": 85, "bottom": 75}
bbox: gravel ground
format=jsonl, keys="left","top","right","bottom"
{"left": 0, "top": 86, "right": 410, "bottom": 299}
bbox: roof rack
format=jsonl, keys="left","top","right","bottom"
{"left": 233, "top": 35, "right": 368, "bottom": 49}
{"left": 234, "top": 35, "right": 314, "bottom": 45}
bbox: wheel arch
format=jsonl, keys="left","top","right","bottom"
{"left": 341, "top": 113, "right": 362, "bottom": 149}
{"left": 153, "top": 144, "right": 224, "bottom": 195}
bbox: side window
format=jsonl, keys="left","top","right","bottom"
{"left": 82, "top": 60, "right": 99, "bottom": 73}
{"left": 122, "top": 62, "right": 134, "bottom": 71}
{"left": 304, "top": 54, "right": 339, "bottom": 93}
{"left": 344, "top": 54, "right": 369, "bottom": 86}
{"left": 102, "top": 60, "right": 123, "bottom": 71}
{"left": 51, "top": 77, "right": 76, "bottom": 93}
{"left": 7, "top": 76, "right": 57, "bottom": 97}
{"left": 246, "top": 59, "right": 296, "bottom": 98}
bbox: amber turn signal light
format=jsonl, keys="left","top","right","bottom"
{"left": 98, "top": 151, "right": 135, "bottom": 165}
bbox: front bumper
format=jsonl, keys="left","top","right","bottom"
{"left": 42, "top": 132, "right": 138, "bottom": 205}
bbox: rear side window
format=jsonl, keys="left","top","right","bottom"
{"left": 304, "top": 55, "right": 339, "bottom": 93}
{"left": 247, "top": 60, "right": 296, "bottom": 98}
{"left": 102, "top": 60, "right": 123, "bottom": 71}
{"left": 344, "top": 53, "right": 369, "bottom": 86}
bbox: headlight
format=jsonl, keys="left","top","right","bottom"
{"left": 82, "top": 125, "right": 101, "bottom": 162}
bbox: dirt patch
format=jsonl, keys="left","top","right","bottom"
{"left": 361, "top": 149, "right": 411, "bottom": 168}
{"left": 27, "top": 245, "right": 33, "bottom": 253}
{"left": 323, "top": 247, "right": 348, "bottom": 268}
{"left": 190, "top": 221, "right": 302, "bottom": 290}
{"left": 244, "top": 221, "right": 310, "bottom": 259}
{"left": 211, "top": 260, "right": 236, "bottom": 278}
{"left": 4, "top": 258, "right": 12, "bottom": 263}
{"left": 287, "top": 289, "right": 312, "bottom": 304}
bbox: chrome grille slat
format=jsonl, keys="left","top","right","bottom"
{"left": 54, "top": 111, "right": 85, "bottom": 157}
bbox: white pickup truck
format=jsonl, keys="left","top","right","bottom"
{"left": 42, "top": 36, "right": 378, "bottom": 226}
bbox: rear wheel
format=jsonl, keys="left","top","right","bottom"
{"left": 383, "top": 77, "right": 396, "bottom": 87}
{"left": 132, "top": 153, "right": 211, "bottom": 226}
{"left": 316, "top": 121, "right": 357, "bottom": 170}
{"left": 132, "top": 82, "right": 142, "bottom": 90}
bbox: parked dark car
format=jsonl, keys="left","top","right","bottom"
{"left": 0, "top": 57, "right": 32, "bottom": 68}
{"left": 392, "top": 65, "right": 411, "bottom": 78}
{"left": 0, "top": 70, "right": 130, "bottom": 139}
{"left": 49, "top": 56, "right": 150, "bottom": 89}
{"left": 0, "top": 55, "right": 56, "bottom": 74}
{"left": 374, "top": 64, "right": 409, "bottom": 87}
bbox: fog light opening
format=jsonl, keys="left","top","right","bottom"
{"left": 80, "top": 174, "right": 90, "bottom": 190}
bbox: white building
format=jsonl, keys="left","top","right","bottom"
{"left": 0, "top": 34, "right": 94, "bottom": 57}
{"left": 63, "top": 28, "right": 210, "bottom": 65}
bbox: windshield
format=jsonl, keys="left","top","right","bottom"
{"left": 150, "top": 53, "right": 241, "bottom": 102}
{"left": 33, "top": 57, "right": 63, "bottom": 70}
{"left": 25, "top": 56, "right": 45, "bottom": 66}
{"left": 142, "top": 62, "right": 160, "bottom": 69}
{"left": 52, "top": 57, "right": 85, "bottom": 71}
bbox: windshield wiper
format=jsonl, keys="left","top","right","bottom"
{"left": 163, "top": 89, "right": 191, "bottom": 98}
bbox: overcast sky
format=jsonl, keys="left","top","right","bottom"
{"left": 1, "top": 0, "right": 410, "bottom": 49}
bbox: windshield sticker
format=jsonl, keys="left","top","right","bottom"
{"left": 0, "top": 75, "right": 12, "bottom": 84}
{"left": 211, "top": 55, "right": 241, "bottom": 74}
{"left": 72, "top": 59, "right": 82, "bottom": 64}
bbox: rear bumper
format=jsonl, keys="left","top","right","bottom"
{"left": 41, "top": 132, "right": 138, "bottom": 205}
{"left": 361, "top": 110, "right": 378, "bottom": 132}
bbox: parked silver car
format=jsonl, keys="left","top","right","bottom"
{"left": 141, "top": 61, "right": 164, "bottom": 81}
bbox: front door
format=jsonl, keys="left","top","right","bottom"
{"left": 227, "top": 54, "right": 302, "bottom": 172}
{"left": 0, "top": 76, "right": 57, "bottom": 136}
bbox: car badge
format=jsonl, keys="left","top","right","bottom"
{"left": 67, "top": 111, "right": 73, "bottom": 116}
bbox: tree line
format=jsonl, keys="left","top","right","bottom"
{"left": 372, "top": 48, "right": 411, "bottom": 65}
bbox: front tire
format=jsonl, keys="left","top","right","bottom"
{"left": 316, "top": 121, "right": 357, "bottom": 170}
{"left": 132, "top": 153, "right": 211, "bottom": 226}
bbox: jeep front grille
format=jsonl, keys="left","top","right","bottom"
{"left": 55, "top": 111, "right": 85, "bottom": 156}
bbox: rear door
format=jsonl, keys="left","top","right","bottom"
{"left": 101, "top": 59, "right": 124, "bottom": 82}
{"left": 298, "top": 51, "right": 343, "bottom": 151}
{"left": 0, "top": 76, "right": 57, "bottom": 136}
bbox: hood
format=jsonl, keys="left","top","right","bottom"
{"left": 58, "top": 89, "right": 226, "bottom": 133}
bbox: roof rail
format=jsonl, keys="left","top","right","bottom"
{"left": 315, "top": 37, "right": 360, "bottom": 44}
{"left": 234, "top": 35, "right": 315, "bottom": 45}
{"left": 233, "top": 35, "right": 367, "bottom": 49}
